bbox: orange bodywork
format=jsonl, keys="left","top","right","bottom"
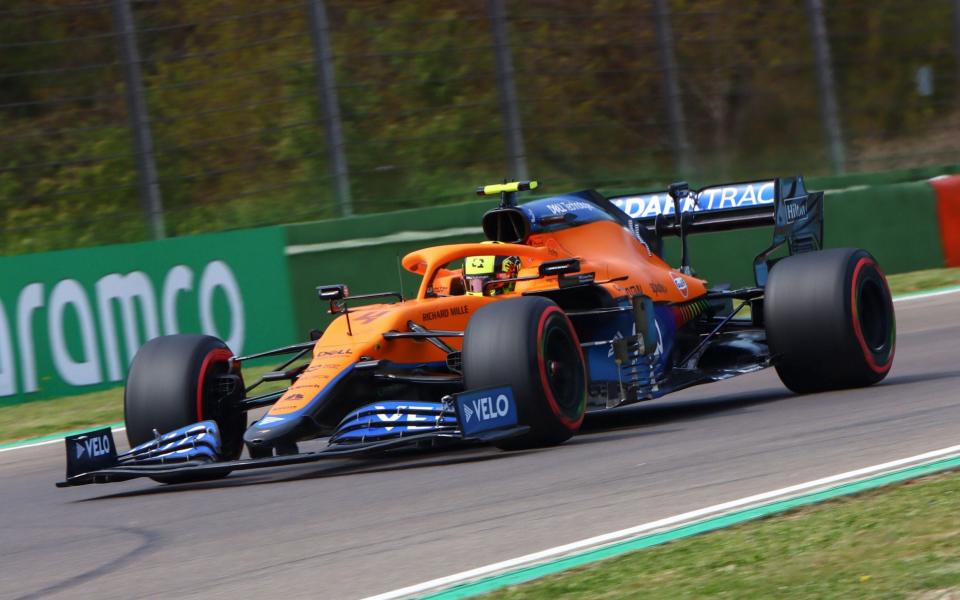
{"left": 265, "top": 219, "right": 706, "bottom": 417}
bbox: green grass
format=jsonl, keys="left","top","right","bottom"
{"left": 0, "top": 385, "right": 127, "bottom": 445}
{"left": 885, "top": 266, "right": 960, "bottom": 295}
{"left": 1, "top": 266, "right": 958, "bottom": 447}
{"left": 484, "top": 471, "right": 960, "bottom": 599}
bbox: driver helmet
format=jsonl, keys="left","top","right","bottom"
{"left": 464, "top": 254, "right": 521, "bottom": 296}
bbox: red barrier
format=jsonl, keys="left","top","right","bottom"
{"left": 930, "top": 175, "right": 960, "bottom": 267}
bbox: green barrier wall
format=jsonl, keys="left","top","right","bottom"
{"left": 823, "top": 181, "right": 943, "bottom": 273}
{"left": 806, "top": 163, "right": 960, "bottom": 190}
{"left": 284, "top": 177, "right": 946, "bottom": 333}
{"left": 3, "top": 168, "right": 947, "bottom": 406}
{"left": 0, "top": 227, "right": 294, "bottom": 405}
{"left": 284, "top": 199, "right": 489, "bottom": 245}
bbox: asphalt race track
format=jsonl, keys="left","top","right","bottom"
{"left": 2, "top": 292, "right": 959, "bottom": 600}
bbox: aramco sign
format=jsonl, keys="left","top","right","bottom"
{"left": 0, "top": 227, "right": 294, "bottom": 403}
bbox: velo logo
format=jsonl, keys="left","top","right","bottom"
{"left": 75, "top": 433, "right": 112, "bottom": 459}
{"left": 463, "top": 393, "right": 511, "bottom": 423}
{"left": 456, "top": 386, "right": 517, "bottom": 436}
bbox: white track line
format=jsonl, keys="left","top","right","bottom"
{"left": 0, "top": 426, "right": 125, "bottom": 454}
{"left": 364, "top": 444, "right": 960, "bottom": 600}
{"left": 893, "top": 286, "right": 960, "bottom": 303}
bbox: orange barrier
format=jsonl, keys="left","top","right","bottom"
{"left": 930, "top": 175, "right": 960, "bottom": 267}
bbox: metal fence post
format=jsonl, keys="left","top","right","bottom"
{"left": 307, "top": 0, "right": 353, "bottom": 217}
{"left": 112, "top": 0, "right": 165, "bottom": 239}
{"left": 651, "top": 0, "right": 691, "bottom": 176}
{"left": 488, "top": 0, "right": 529, "bottom": 181}
{"left": 805, "top": 0, "right": 847, "bottom": 175}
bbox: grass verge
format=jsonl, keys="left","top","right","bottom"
{"left": 0, "top": 385, "right": 127, "bottom": 445}
{"left": 886, "top": 266, "right": 960, "bottom": 295}
{"left": 1, "top": 266, "right": 958, "bottom": 447}
{"left": 484, "top": 471, "right": 960, "bottom": 599}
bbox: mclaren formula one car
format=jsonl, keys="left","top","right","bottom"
{"left": 59, "top": 177, "right": 895, "bottom": 486}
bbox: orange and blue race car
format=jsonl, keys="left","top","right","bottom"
{"left": 58, "top": 177, "right": 895, "bottom": 486}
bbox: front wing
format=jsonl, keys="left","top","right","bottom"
{"left": 56, "top": 427, "right": 528, "bottom": 487}
{"left": 57, "top": 385, "right": 526, "bottom": 487}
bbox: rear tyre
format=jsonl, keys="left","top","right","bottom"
{"left": 765, "top": 248, "right": 895, "bottom": 393}
{"left": 124, "top": 334, "right": 247, "bottom": 482}
{"left": 463, "top": 297, "right": 587, "bottom": 449}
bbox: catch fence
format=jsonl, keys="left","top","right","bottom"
{"left": 1, "top": 0, "right": 958, "bottom": 254}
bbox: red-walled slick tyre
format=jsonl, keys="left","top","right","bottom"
{"left": 463, "top": 297, "right": 587, "bottom": 449}
{"left": 765, "top": 248, "right": 895, "bottom": 393}
{"left": 124, "top": 334, "right": 246, "bottom": 482}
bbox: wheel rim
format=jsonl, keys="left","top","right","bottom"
{"left": 196, "top": 348, "right": 245, "bottom": 459}
{"left": 857, "top": 278, "right": 889, "bottom": 352}
{"left": 196, "top": 348, "right": 235, "bottom": 421}
{"left": 542, "top": 320, "right": 584, "bottom": 419}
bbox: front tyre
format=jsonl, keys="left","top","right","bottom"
{"left": 463, "top": 297, "right": 587, "bottom": 449}
{"left": 125, "top": 334, "right": 247, "bottom": 481}
{"left": 765, "top": 248, "right": 895, "bottom": 393}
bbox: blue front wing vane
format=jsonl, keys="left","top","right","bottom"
{"left": 63, "top": 420, "right": 224, "bottom": 481}
{"left": 329, "top": 389, "right": 519, "bottom": 444}
{"left": 330, "top": 401, "right": 458, "bottom": 444}
{"left": 123, "top": 421, "right": 223, "bottom": 465}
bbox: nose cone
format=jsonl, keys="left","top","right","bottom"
{"left": 243, "top": 413, "right": 303, "bottom": 451}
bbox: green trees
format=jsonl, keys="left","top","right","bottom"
{"left": 1, "top": 0, "right": 956, "bottom": 255}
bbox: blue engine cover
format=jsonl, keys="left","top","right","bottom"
{"left": 329, "top": 401, "right": 458, "bottom": 444}
{"left": 519, "top": 193, "right": 621, "bottom": 235}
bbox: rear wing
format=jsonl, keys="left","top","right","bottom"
{"left": 609, "top": 176, "right": 823, "bottom": 286}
